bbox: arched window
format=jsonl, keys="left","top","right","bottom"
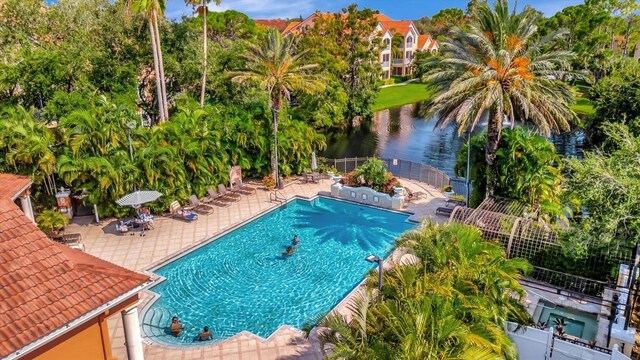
{"left": 406, "top": 36, "right": 413, "bottom": 47}
{"left": 383, "top": 38, "right": 390, "bottom": 50}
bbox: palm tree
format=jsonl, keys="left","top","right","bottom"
{"left": 0, "top": 106, "right": 57, "bottom": 194}
{"left": 423, "top": 0, "right": 578, "bottom": 195}
{"left": 230, "top": 29, "right": 325, "bottom": 182}
{"left": 126, "top": 0, "right": 169, "bottom": 122}
{"left": 309, "top": 223, "right": 532, "bottom": 359}
{"left": 184, "top": 0, "right": 222, "bottom": 107}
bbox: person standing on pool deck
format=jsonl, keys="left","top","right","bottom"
{"left": 198, "top": 326, "right": 213, "bottom": 341}
{"left": 292, "top": 234, "right": 300, "bottom": 248}
{"left": 171, "top": 316, "right": 185, "bottom": 336}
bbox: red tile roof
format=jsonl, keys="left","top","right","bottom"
{"left": 373, "top": 14, "right": 393, "bottom": 22}
{"left": 0, "top": 174, "right": 150, "bottom": 358}
{"left": 417, "top": 34, "right": 430, "bottom": 49}
{"left": 379, "top": 19, "right": 413, "bottom": 36}
{"left": 0, "top": 174, "right": 31, "bottom": 200}
{"left": 282, "top": 21, "right": 301, "bottom": 35}
{"left": 254, "top": 19, "right": 288, "bottom": 31}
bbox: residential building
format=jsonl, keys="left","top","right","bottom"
{"left": 0, "top": 174, "right": 152, "bottom": 360}
{"left": 254, "top": 19, "right": 289, "bottom": 32}
{"left": 610, "top": 36, "right": 640, "bottom": 60}
{"left": 280, "top": 12, "right": 438, "bottom": 78}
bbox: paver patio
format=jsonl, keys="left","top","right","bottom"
{"left": 65, "top": 178, "right": 446, "bottom": 359}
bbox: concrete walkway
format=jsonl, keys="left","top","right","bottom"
{"left": 380, "top": 78, "right": 418, "bottom": 89}
{"left": 65, "top": 178, "right": 446, "bottom": 360}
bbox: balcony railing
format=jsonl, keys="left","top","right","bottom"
{"left": 393, "top": 58, "right": 413, "bottom": 65}
{"left": 381, "top": 61, "right": 390, "bottom": 68}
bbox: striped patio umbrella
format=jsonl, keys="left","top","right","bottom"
{"left": 116, "top": 190, "right": 162, "bottom": 209}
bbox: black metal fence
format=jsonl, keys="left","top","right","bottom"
{"left": 323, "top": 157, "right": 469, "bottom": 197}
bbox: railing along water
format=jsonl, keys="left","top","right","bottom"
{"left": 324, "top": 157, "right": 469, "bottom": 198}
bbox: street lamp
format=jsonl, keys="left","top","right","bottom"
{"left": 272, "top": 108, "right": 281, "bottom": 189}
{"left": 126, "top": 120, "right": 137, "bottom": 191}
{"left": 365, "top": 255, "right": 383, "bottom": 300}
{"left": 465, "top": 128, "right": 471, "bottom": 207}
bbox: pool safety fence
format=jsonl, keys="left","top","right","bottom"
{"left": 323, "top": 157, "right": 469, "bottom": 198}
{"left": 505, "top": 322, "right": 631, "bottom": 360}
{"left": 448, "top": 197, "right": 637, "bottom": 299}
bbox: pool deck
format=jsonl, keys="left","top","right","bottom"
{"left": 65, "top": 178, "right": 446, "bottom": 360}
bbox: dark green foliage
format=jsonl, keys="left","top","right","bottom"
{"left": 588, "top": 59, "right": 640, "bottom": 143}
{"left": 309, "top": 223, "right": 531, "bottom": 359}
{"left": 456, "top": 128, "right": 564, "bottom": 220}
{"left": 297, "top": 4, "right": 380, "bottom": 128}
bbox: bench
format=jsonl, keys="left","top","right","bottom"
{"left": 436, "top": 207, "right": 453, "bottom": 216}
{"left": 446, "top": 199, "right": 467, "bottom": 207}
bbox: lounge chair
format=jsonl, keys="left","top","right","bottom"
{"left": 436, "top": 207, "right": 453, "bottom": 216}
{"left": 204, "top": 188, "right": 233, "bottom": 207}
{"left": 217, "top": 184, "right": 240, "bottom": 202}
{"left": 232, "top": 179, "right": 256, "bottom": 194}
{"left": 404, "top": 187, "right": 426, "bottom": 203}
{"left": 189, "top": 195, "right": 215, "bottom": 215}
{"left": 446, "top": 198, "right": 467, "bottom": 207}
{"left": 303, "top": 169, "right": 319, "bottom": 183}
{"left": 115, "top": 220, "right": 134, "bottom": 236}
{"left": 169, "top": 201, "right": 199, "bottom": 221}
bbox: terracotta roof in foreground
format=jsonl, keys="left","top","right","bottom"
{"left": 0, "top": 174, "right": 150, "bottom": 358}
{"left": 0, "top": 174, "right": 31, "bottom": 200}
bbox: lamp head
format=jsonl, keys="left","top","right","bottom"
{"left": 365, "top": 255, "right": 380, "bottom": 263}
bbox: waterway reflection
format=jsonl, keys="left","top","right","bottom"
{"left": 322, "top": 103, "right": 584, "bottom": 176}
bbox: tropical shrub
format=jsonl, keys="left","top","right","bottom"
{"left": 36, "top": 209, "right": 69, "bottom": 235}
{"left": 563, "top": 123, "right": 640, "bottom": 253}
{"left": 261, "top": 174, "right": 275, "bottom": 189}
{"left": 309, "top": 223, "right": 532, "bottom": 359}
{"left": 456, "top": 128, "right": 564, "bottom": 220}
{"left": 588, "top": 58, "right": 640, "bottom": 144}
{"left": 342, "top": 158, "right": 399, "bottom": 195}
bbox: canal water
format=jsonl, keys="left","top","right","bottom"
{"left": 322, "top": 102, "right": 585, "bottom": 176}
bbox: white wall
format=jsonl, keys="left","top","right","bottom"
{"left": 505, "top": 322, "right": 631, "bottom": 360}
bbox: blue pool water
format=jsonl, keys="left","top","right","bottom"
{"left": 537, "top": 300, "right": 598, "bottom": 341}
{"left": 141, "top": 197, "right": 415, "bottom": 346}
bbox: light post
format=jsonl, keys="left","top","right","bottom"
{"left": 365, "top": 255, "right": 383, "bottom": 300}
{"left": 465, "top": 129, "right": 471, "bottom": 207}
{"left": 272, "top": 107, "right": 281, "bottom": 189}
{"left": 126, "top": 120, "right": 137, "bottom": 191}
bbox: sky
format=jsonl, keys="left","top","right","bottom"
{"left": 167, "top": 0, "right": 585, "bottom": 21}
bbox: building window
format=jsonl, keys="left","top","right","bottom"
{"left": 407, "top": 36, "right": 413, "bottom": 47}
{"left": 383, "top": 38, "right": 390, "bottom": 50}
{"left": 383, "top": 54, "right": 389, "bottom": 62}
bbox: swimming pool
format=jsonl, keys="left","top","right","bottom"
{"left": 141, "top": 196, "right": 415, "bottom": 346}
{"left": 537, "top": 300, "right": 598, "bottom": 341}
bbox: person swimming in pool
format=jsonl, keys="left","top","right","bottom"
{"left": 291, "top": 235, "right": 300, "bottom": 248}
{"left": 283, "top": 245, "right": 295, "bottom": 256}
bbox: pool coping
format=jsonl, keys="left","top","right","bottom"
{"left": 138, "top": 193, "right": 418, "bottom": 349}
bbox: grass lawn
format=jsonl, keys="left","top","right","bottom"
{"left": 373, "top": 82, "right": 595, "bottom": 116}
{"left": 571, "top": 97, "right": 595, "bottom": 116}
{"left": 373, "top": 83, "right": 435, "bottom": 112}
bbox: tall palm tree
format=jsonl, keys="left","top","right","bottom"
{"left": 423, "top": 0, "right": 578, "bottom": 195}
{"left": 230, "top": 29, "right": 325, "bottom": 181}
{"left": 184, "top": 0, "right": 221, "bottom": 107}
{"left": 126, "top": 0, "right": 169, "bottom": 122}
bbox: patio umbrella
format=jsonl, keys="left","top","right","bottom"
{"left": 116, "top": 190, "right": 162, "bottom": 209}
{"left": 311, "top": 152, "right": 318, "bottom": 171}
